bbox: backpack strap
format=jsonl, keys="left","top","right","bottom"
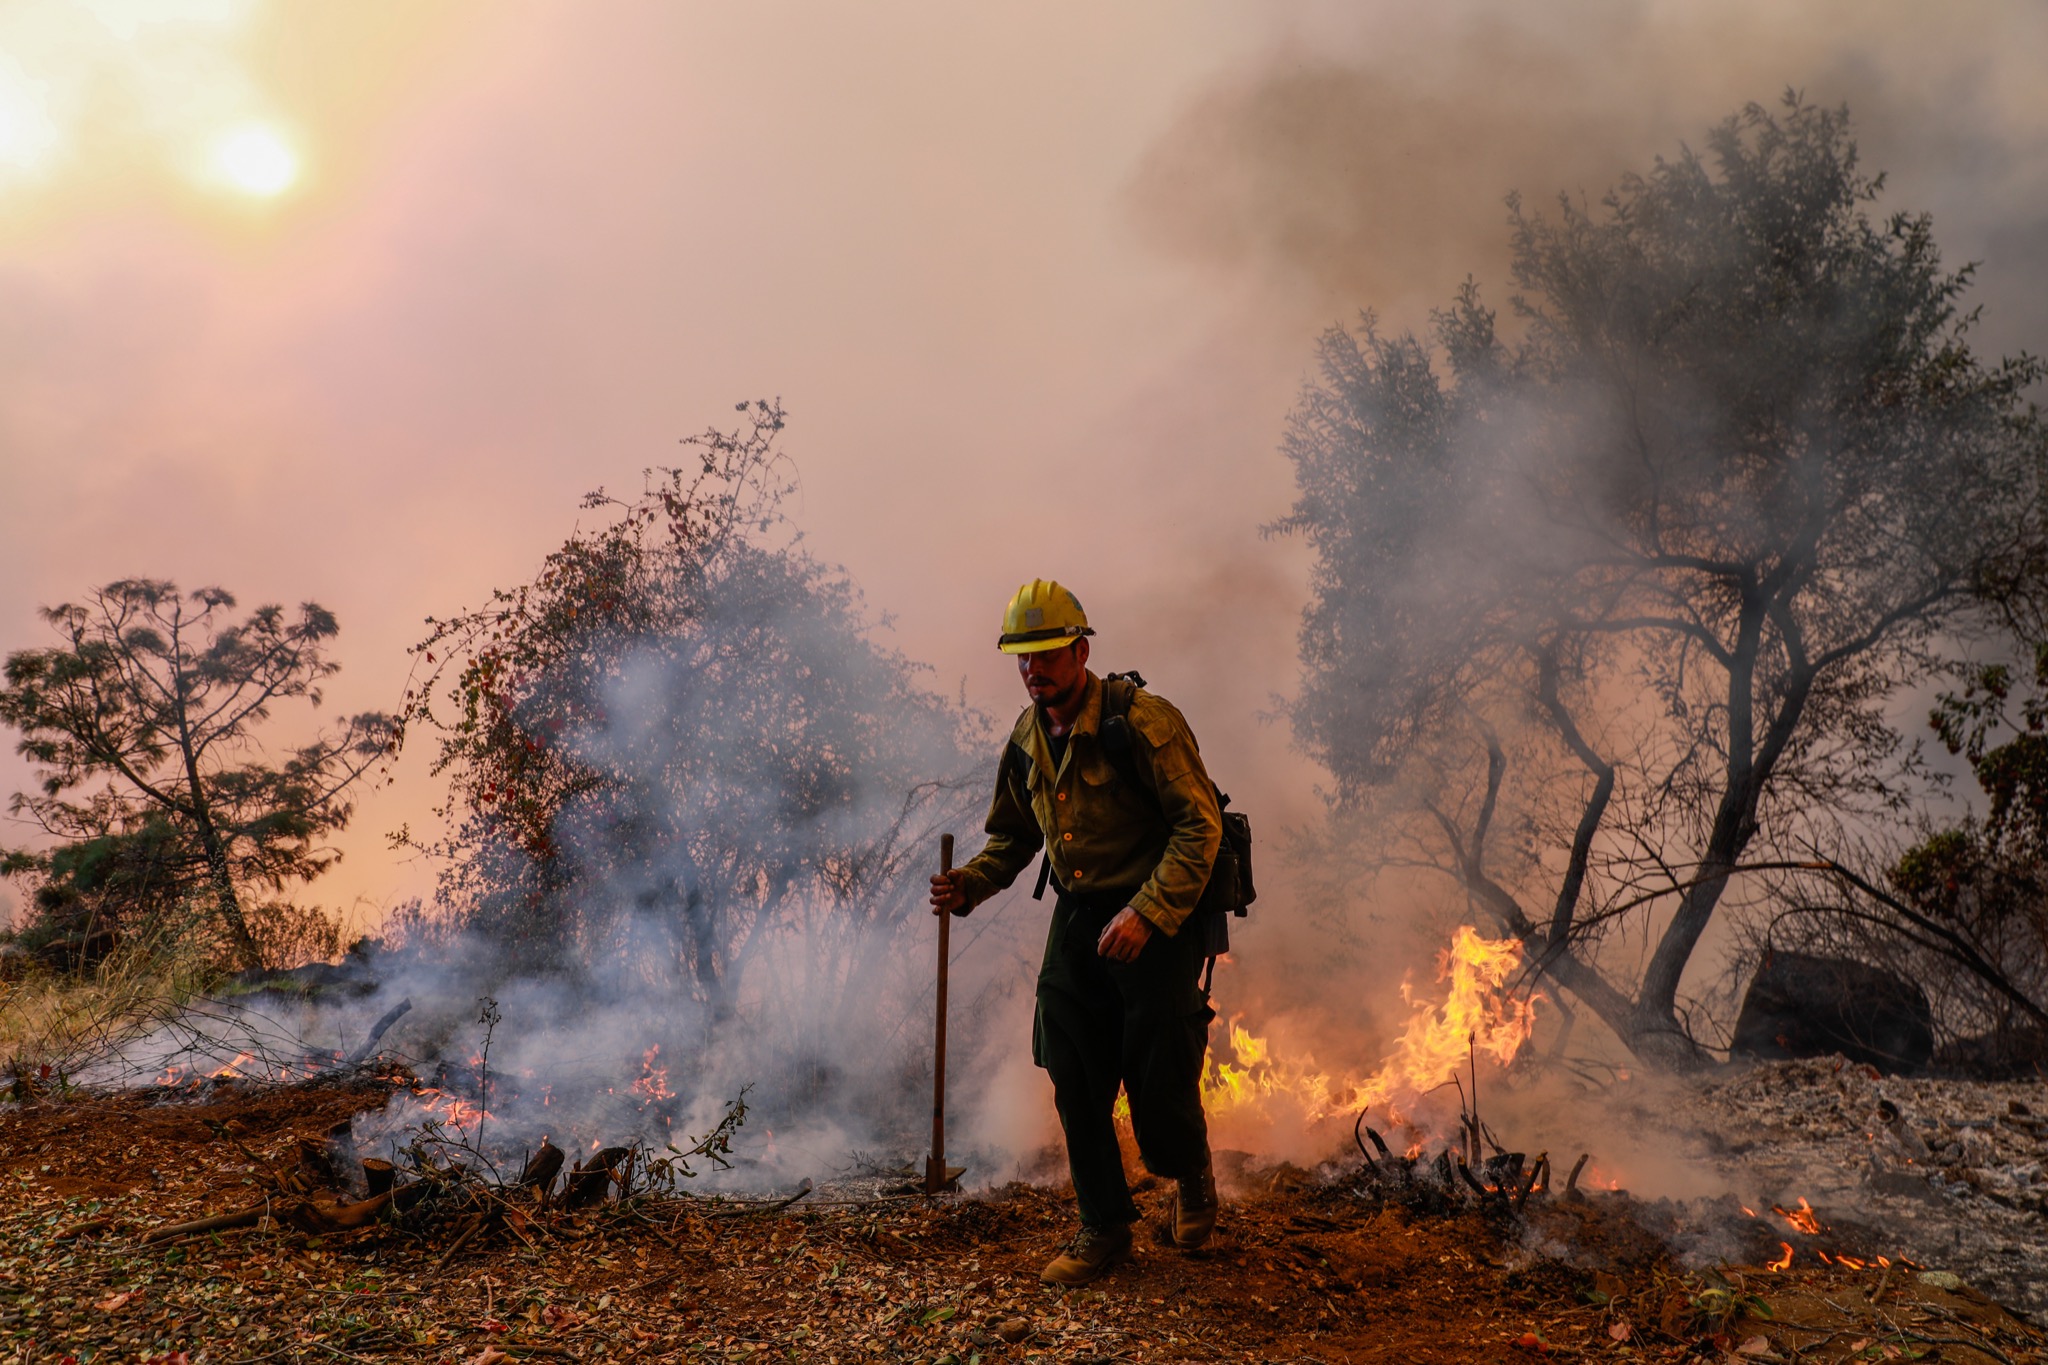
{"left": 1034, "top": 673, "right": 1147, "bottom": 901}
{"left": 1097, "top": 671, "right": 1147, "bottom": 796}
{"left": 1100, "top": 671, "right": 1231, "bottom": 815}
{"left": 1099, "top": 671, "right": 1222, "bottom": 994}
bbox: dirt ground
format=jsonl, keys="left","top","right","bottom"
{"left": 5, "top": 1081, "right": 2043, "bottom": 1365}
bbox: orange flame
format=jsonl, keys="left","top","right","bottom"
{"left": 1768, "top": 1243, "right": 1794, "bottom": 1272}
{"left": 409, "top": 1087, "right": 490, "bottom": 1131}
{"left": 1200, "top": 926, "right": 1538, "bottom": 1132}
{"left": 629, "top": 1044, "right": 672, "bottom": 1103}
{"left": 1774, "top": 1198, "right": 1822, "bottom": 1236}
{"left": 211, "top": 1052, "right": 258, "bottom": 1080}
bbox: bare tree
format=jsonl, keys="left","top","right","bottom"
{"left": 1274, "top": 98, "right": 2048, "bottom": 1067}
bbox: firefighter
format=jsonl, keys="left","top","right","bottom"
{"left": 929, "top": 578, "right": 1221, "bottom": 1286}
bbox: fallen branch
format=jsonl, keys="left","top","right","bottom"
{"left": 434, "top": 1210, "right": 491, "bottom": 1269}
{"left": 701, "top": 1177, "right": 814, "bottom": 1218}
{"left": 143, "top": 1202, "right": 272, "bottom": 1244}
{"left": 54, "top": 1216, "right": 119, "bottom": 1241}
{"left": 346, "top": 998, "right": 414, "bottom": 1065}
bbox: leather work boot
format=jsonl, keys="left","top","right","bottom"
{"left": 1039, "top": 1223, "right": 1133, "bottom": 1286}
{"left": 1174, "top": 1163, "right": 1219, "bottom": 1249}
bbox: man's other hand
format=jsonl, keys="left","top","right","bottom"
{"left": 1096, "top": 906, "right": 1153, "bottom": 962}
{"left": 929, "top": 869, "right": 969, "bottom": 916}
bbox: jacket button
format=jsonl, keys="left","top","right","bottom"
{"left": 1057, "top": 792, "right": 1066, "bottom": 801}
{"left": 1072, "top": 870, "right": 1084, "bottom": 879}
{"left": 1062, "top": 831, "right": 1072, "bottom": 841}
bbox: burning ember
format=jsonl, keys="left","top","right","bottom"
{"left": 1774, "top": 1197, "right": 1823, "bottom": 1236}
{"left": 629, "top": 1044, "right": 672, "bottom": 1103}
{"left": 1201, "top": 926, "right": 1538, "bottom": 1141}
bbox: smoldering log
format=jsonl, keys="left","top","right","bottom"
{"left": 1455, "top": 1155, "right": 1510, "bottom": 1209}
{"left": 362, "top": 1158, "right": 395, "bottom": 1197}
{"left": 564, "top": 1146, "right": 634, "bottom": 1209}
{"left": 1514, "top": 1153, "right": 1548, "bottom": 1213}
{"left": 518, "top": 1139, "right": 565, "bottom": 1197}
{"left": 1565, "top": 1152, "right": 1591, "bottom": 1200}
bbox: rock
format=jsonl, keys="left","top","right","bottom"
{"left": 0, "top": 944, "right": 36, "bottom": 981}
{"left": 1936, "top": 1025, "right": 2048, "bottom": 1081}
{"left": 1916, "top": 1270, "right": 1963, "bottom": 1290}
{"left": 1730, "top": 950, "right": 1934, "bottom": 1074}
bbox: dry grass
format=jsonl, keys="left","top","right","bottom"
{"left": 0, "top": 908, "right": 220, "bottom": 1083}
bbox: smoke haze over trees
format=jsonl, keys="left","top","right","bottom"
{"left": 398, "top": 404, "right": 992, "bottom": 1098}
{"left": 0, "top": 581, "right": 394, "bottom": 970}
{"left": 1274, "top": 98, "right": 2048, "bottom": 1068}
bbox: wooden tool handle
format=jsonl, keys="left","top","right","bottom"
{"left": 928, "top": 832, "right": 955, "bottom": 1195}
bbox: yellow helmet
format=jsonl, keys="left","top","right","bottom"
{"left": 997, "top": 578, "right": 1095, "bottom": 654}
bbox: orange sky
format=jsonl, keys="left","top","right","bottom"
{"left": 2, "top": 0, "right": 2045, "bottom": 942}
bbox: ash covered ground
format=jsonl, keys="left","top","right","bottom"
{"left": 5, "top": 1040, "right": 2045, "bottom": 1364}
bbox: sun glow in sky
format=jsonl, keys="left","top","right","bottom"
{"left": 210, "top": 122, "right": 296, "bottom": 196}
{"left": 0, "top": 56, "right": 61, "bottom": 176}
{"left": 0, "top": 0, "right": 306, "bottom": 202}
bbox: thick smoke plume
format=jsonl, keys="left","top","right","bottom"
{"left": 91, "top": 412, "right": 1064, "bottom": 1189}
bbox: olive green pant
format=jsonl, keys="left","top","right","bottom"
{"left": 1033, "top": 889, "right": 1215, "bottom": 1230}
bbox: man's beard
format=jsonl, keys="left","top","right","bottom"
{"left": 1031, "top": 676, "right": 1082, "bottom": 713}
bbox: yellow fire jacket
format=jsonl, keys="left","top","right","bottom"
{"left": 955, "top": 671, "right": 1222, "bottom": 936}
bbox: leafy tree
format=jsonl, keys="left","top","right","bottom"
{"left": 403, "top": 404, "right": 986, "bottom": 1075}
{"left": 1, "top": 582, "right": 394, "bottom": 969}
{"left": 1274, "top": 97, "right": 2048, "bottom": 1066}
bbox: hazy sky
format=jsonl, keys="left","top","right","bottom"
{"left": 3, "top": 0, "right": 2045, "bottom": 937}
